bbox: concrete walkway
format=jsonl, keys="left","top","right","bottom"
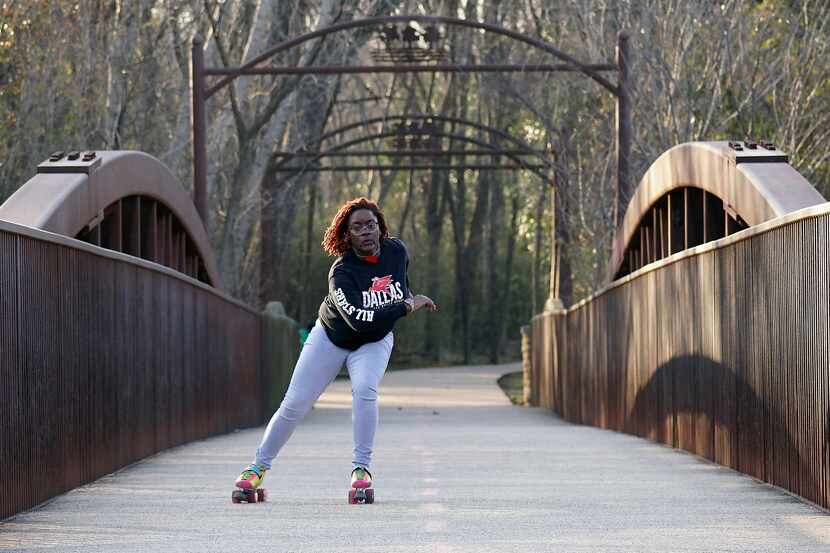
{"left": 2, "top": 363, "right": 830, "bottom": 552}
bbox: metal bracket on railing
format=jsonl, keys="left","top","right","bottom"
{"left": 37, "top": 151, "right": 102, "bottom": 175}
{"left": 725, "top": 140, "right": 788, "bottom": 164}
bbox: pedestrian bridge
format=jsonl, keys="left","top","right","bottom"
{"left": 3, "top": 364, "right": 830, "bottom": 552}
{"left": 3, "top": 142, "right": 830, "bottom": 550}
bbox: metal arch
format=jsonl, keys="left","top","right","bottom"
{"left": 205, "top": 15, "right": 618, "bottom": 98}
{"left": 0, "top": 151, "right": 220, "bottom": 286}
{"left": 191, "top": 15, "right": 633, "bottom": 310}
{"left": 272, "top": 129, "right": 553, "bottom": 182}
{"left": 273, "top": 113, "right": 559, "bottom": 172}
{"left": 607, "top": 141, "right": 826, "bottom": 281}
{"left": 613, "top": 186, "right": 742, "bottom": 281}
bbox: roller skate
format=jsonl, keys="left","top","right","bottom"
{"left": 348, "top": 466, "right": 374, "bottom": 504}
{"left": 232, "top": 464, "right": 268, "bottom": 504}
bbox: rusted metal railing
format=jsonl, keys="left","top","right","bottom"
{"left": 0, "top": 221, "right": 295, "bottom": 521}
{"left": 530, "top": 203, "right": 830, "bottom": 510}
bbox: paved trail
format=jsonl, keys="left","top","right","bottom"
{"left": 2, "top": 363, "right": 830, "bottom": 552}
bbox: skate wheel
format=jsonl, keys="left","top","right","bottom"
{"left": 232, "top": 490, "right": 243, "bottom": 504}
{"left": 247, "top": 489, "right": 258, "bottom": 503}
{"left": 348, "top": 489, "right": 357, "bottom": 504}
{"left": 256, "top": 488, "right": 267, "bottom": 503}
{"left": 365, "top": 488, "right": 374, "bottom": 504}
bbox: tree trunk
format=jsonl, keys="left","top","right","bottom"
{"left": 557, "top": 176, "right": 573, "bottom": 306}
{"left": 424, "top": 162, "right": 448, "bottom": 359}
{"left": 446, "top": 166, "right": 490, "bottom": 364}
{"left": 446, "top": 170, "right": 468, "bottom": 363}
{"left": 531, "top": 180, "right": 547, "bottom": 315}
{"left": 486, "top": 169, "right": 503, "bottom": 363}
{"left": 397, "top": 172, "right": 416, "bottom": 241}
{"left": 103, "top": 0, "right": 141, "bottom": 149}
{"left": 299, "top": 180, "right": 318, "bottom": 321}
{"left": 498, "top": 192, "right": 520, "bottom": 359}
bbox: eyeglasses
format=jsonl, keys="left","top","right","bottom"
{"left": 349, "top": 221, "right": 378, "bottom": 234}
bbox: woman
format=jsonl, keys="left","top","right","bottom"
{"left": 234, "top": 197, "right": 437, "bottom": 501}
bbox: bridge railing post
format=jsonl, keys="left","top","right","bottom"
{"left": 521, "top": 325, "right": 531, "bottom": 405}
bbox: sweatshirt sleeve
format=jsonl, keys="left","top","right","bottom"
{"left": 329, "top": 267, "right": 407, "bottom": 333}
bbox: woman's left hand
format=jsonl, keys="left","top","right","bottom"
{"left": 412, "top": 294, "right": 438, "bottom": 312}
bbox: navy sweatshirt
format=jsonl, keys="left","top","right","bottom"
{"left": 318, "top": 237, "right": 411, "bottom": 350}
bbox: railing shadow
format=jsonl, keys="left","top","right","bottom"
{"left": 630, "top": 354, "right": 826, "bottom": 508}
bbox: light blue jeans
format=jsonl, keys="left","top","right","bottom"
{"left": 254, "top": 321, "right": 393, "bottom": 470}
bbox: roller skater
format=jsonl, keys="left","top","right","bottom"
{"left": 232, "top": 197, "right": 437, "bottom": 505}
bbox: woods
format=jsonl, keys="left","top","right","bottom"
{"left": 2, "top": 0, "right": 829, "bottom": 365}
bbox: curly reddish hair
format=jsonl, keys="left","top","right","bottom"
{"left": 321, "top": 197, "right": 389, "bottom": 257}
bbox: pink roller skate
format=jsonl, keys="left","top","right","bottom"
{"left": 348, "top": 466, "right": 374, "bottom": 504}
{"left": 232, "top": 464, "right": 268, "bottom": 504}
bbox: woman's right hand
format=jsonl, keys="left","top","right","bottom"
{"left": 412, "top": 294, "right": 438, "bottom": 312}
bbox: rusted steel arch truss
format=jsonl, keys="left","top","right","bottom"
{"left": 191, "top": 14, "right": 632, "bottom": 308}
{"left": 270, "top": 114, "right": 559, "bottom": 181}
{"left": 192, "top": 15, "right": 631, "bottom": 211}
